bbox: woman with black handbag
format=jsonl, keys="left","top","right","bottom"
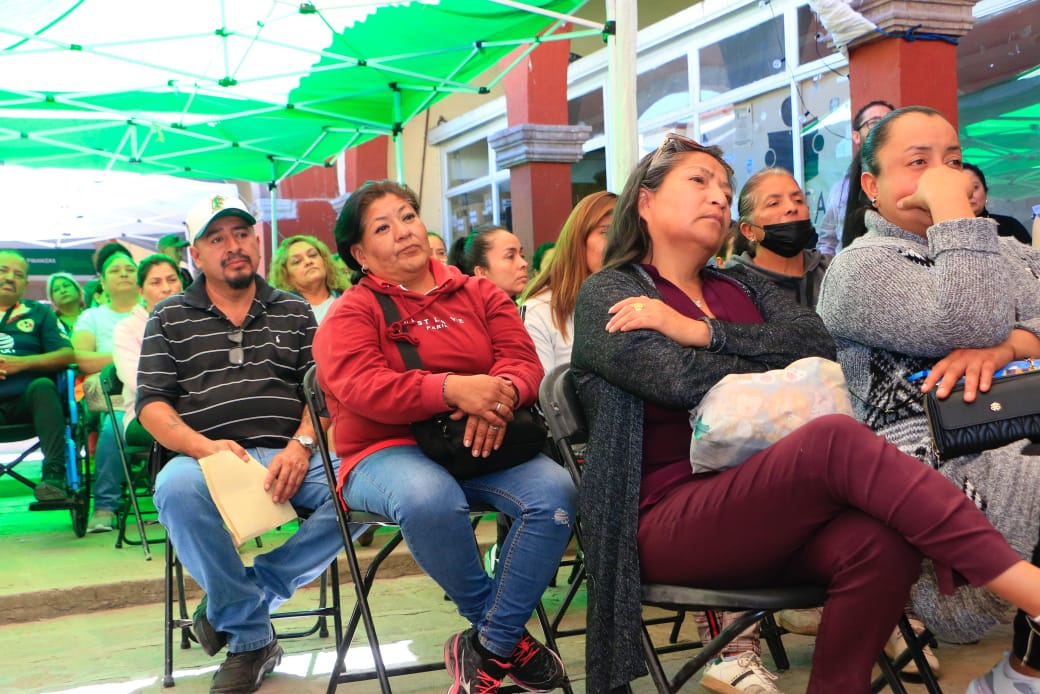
{"left": 312, "top": 180, "right": 574, "bottom": 694}
{"left": 818, "top": 106, "right": 1040, "bottom": 693}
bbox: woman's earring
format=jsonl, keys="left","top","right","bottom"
{"left": 870, "top": 197, "right": 878, "bottom": 207}
{"left": 361, "top": 264, "right": 369, "bottom": 274}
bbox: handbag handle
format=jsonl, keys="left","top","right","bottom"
{"left": 368, "top": 288, "right": 424, "bottom": 372}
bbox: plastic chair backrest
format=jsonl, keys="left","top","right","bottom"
{"left": 99, "top": 363, "right": 122, "bottom": 398}
{"left": 538, "top": 364, "right": 587, "bottom": 448}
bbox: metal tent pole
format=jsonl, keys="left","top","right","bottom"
{"left": 393, "top": 85, "right": 405, "bottom": 184}
{"left": 269, "top": 160, "right": 279, "bottom": 256}
{"left": 605, "top": 0, "right": 638, "bottom": 192}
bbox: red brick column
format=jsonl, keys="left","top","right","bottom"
{"left": 847, "top": 0, "right": 976, "bottom": 127}
{"left": 497, "top": 38, "right": 583, "bottom": 252}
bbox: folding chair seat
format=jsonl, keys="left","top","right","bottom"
{"left": 156, "top": 443, "right": 343, "bottom": 688}
{"left": 302, "top": 365, "right": 573, "bottom": 694}
{"left": 99, "top": 363, "right": 163, "bottom": 559}
{"left": 0, "top": 366, "right": 90, "bottom": 536}
{"left": 538, "top": 364, "right": 942, "bottom": 694}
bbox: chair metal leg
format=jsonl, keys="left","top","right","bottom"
{"left": 640, "top": 621, "right": 675, "bottom": 694}
{"left": 115, "top": 455, "right": 152, "bottom": 559}
{"left": 533, "top": 601, "right": 574, "bottom": 694}
{"left": 164, "top": 538, "right": 193, "bottom": 687}
{"left": 870, "top": 616, "right": 943, "bottom": 694}
{"left": 760, "top": 613, "right": 790, "bottom": 671}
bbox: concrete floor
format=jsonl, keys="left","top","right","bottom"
{"left": 0, "top": 455, "right": 1018, "bottom": 694}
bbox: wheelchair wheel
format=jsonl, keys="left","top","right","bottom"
{"left": 70, "top": 491, "right": 88, "bottom": 538}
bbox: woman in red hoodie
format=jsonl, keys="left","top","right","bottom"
{"left": 312, "top": 180, "right": 575, "bottom": 694}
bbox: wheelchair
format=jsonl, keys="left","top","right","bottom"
{"left": 0, "top": 367, "right": 91, "bottom": 537}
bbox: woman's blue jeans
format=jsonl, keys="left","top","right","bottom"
{"left": 343, "top": 445, "right": 576, "bottom": 658}
{"left": 92, "top": 410, "right": 124, "bottom": 512}
{"left": 154, "top": 446, "right": 351, "bottom": 653}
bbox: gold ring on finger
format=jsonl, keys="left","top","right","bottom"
{"left": 633, "top": 302, "right": 645, "bottom": 311}
{"left": 494, "top": 402, "right": 502, "bottom": 413}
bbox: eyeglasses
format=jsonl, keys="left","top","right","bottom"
{"left": 649, "top": 133, "right": 735, "bottom": 176}
{"left": 227, "top": 328, "right": 244, "bottom": 367}
{"left": 856, "top": 116, "right": 883, "bottom": 133}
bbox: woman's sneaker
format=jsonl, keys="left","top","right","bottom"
{"left": 701, "top": 651, "right": 784, "bottom": 694}
{"left": 884, "top": 617, "right": 940, "bottom": 677}
{"left": 444, "top": 629, "right": 509, "bottom": 694}
{"left": 507, "top": 631, "right": 566, "bottom": 692}
{"left": 967, "top": 652, "right": 1040, "bottom": 694}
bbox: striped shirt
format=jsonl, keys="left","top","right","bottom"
{"left": 137, "top": 274, "right": 317, "bottom": 449}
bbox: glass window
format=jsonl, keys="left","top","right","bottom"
{"left": 498, "top": 179, "right": 512, "bottom": 233}
{"left": 447, "top": 186, "right": 494, "bottom": 238}
{"left": 568, "top": 88, "right": 605, "bottom": 138}
{"left": 572, "top": 147, "right": 607, "bottom": 204}
{"left": 447, "top": 139, "right": 489, "bottom": 189}
{"left": 701, "top": 86, "right": 791, "bottom": 194}
{"left": 797, "top": 71, "right": 852, "bottom": 227}
{"left": 797, "top": 5, "right": 838, "bottom": 67}
{"left": 637, "top": 56, "right": 690, "bottom": 125}
{"left": 699, "top": 16, "right": 786, "bottom": 99}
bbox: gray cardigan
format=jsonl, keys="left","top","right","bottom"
{"left": 571, "top": 263, "right": 836, "bottom": 693}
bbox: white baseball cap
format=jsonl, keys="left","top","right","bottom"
{"left": 185, "top": 194, "right": 257, "bottom": 244}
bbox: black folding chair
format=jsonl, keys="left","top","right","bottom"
{"left": 99, "top": 363, "right": 163, "bottom": 559}
{"left": 538, "top": 364, "right": 941, "bottom": 693}
{"left": 157, "top": 445, "right": 343, "bottom": 687}
{"left": 0, "top": 367, "right": 90, "bottom": 536}
{"left": 302, "top": 365, "right": 573, "bottom": 694}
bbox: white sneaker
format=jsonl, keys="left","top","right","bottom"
{"left": 884, "top": 617, "right": 940, "bottom": 677}
{"left": 776, "top": 607, "right": 822, "bottom": 636}
{"left": 967, "top": 653, "right": 1040, "bottom": 694}
{"left": 87, "top": 509, "right": 114, "bottom": 534}
{"left": 701, "top": 652, "right": 784, "bottom": 694}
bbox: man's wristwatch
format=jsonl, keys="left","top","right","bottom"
{"left": 291, "top": 434, "right": 315, "bottom": 452}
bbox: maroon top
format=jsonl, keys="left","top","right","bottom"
{"left": 639, "top": 265, "right": 764, "bottom": 510}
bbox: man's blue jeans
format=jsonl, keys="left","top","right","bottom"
{"left": 154, "top": 446, "right": 349, "bottom": 653}
{"left": 343, "top": 445, "right": 576, "bottom": 658}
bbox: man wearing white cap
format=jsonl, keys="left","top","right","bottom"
{"left": 137, "top": 194, "right": 348, "bottom": 694}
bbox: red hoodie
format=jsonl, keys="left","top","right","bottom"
{"left": 312, "top": 260, "right": 543, "bottom": 491}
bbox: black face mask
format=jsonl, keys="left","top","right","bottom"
{"left": 758, "top": 219, "right": 818, "bottom": 258}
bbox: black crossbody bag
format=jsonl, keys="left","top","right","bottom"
{"left": 370, "top": 290, "right": 547, "bottom": 479}
{"left": 924, "top": 368, "right": 1040, "bottom": 460}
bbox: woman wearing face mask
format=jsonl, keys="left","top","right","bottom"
{"left": 727, "top": 168, "right": 829, "bottom": 309}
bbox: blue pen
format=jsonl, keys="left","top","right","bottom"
{"left": 907, "top": 370, "right": 929, "bottom": 383}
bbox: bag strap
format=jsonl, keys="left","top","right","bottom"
{"left": 369, "top": 288, "right": 424, "bottom": 371}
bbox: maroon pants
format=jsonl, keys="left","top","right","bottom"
{"left": 638, "top": 415, "right": 1021, "bottom": 693}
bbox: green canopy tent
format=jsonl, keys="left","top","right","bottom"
{"left": 959, "top": 67, "right": 1040, "bottom": 200}
{"left": 0, "top": 0, "right": 607, "bottom": 245}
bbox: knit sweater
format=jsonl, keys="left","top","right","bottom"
{"left": 818, "top": 210, "right": 1040, "bottom": 641}
{"left": 571, "top": 263, "right": 835, "bottom": 692}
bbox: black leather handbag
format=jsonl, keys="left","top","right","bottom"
{"left": 924, "top": 369, "right": 1040, "bottom": 460}
{"left": 369, "top": 289, "right": 547, "bottom": 479}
